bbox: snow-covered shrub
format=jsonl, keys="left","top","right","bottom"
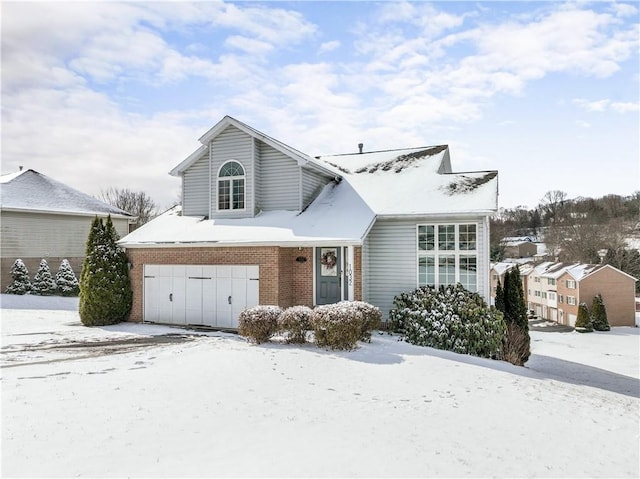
{"left": 79, "top": 216, "right": 132, "bottom": 326}
{"left": 5, "top": 259, "right": 31, "bottom": 295}
{"left": 238, "top": 305, "right": 282, "bottom": 344}
{"left": 591, "top": 294, "right": 610, "bottom": 332}
{"left": 32, "top": 259, "right": 57, "bottom": 296}
{"left": 310, "top": 303, "right": 363, "bottom": 350}
{"left": 278, "top": 306, "right": 312, "bottom": 344}
{"left": 335, "top": 300, "right": 382, "bottom": 342}
{"left": 389, "top": 284, "right": 506, "bottom": 359}
{"left": 55, "top": 259, "right": 79, "bottom": 296}
{"left": 575, "top": 302, "right": 593, "bottom": 333}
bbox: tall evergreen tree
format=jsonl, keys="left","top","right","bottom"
{"left": 590, "top": 294, "right": 610, "bottom": 331}
{"left": 32, "top": 259, "right": 57, "bottom": 295}
{"left": 5, "top": 259, "right": 31, "bottom": 295}
{"left": 575, "top": 302, "right": 593, "bottom": 332}
{"left": 55, "top": 259, "right": 79, "bottom": 296}
{"left": 499, "top": 266, "right": 531, "bottom": 365}
{"left": 495, "top": 279, "right": 504, "bottom": 312}
{"left": 79, "top": 216, "right": 132, "bottom": 326}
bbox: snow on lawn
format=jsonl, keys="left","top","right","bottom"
{"left": 1, "top": 306, "right": 638, "bottom": 478}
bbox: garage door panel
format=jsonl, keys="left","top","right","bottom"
{"left": 143, "top": 264, "right": 259, "bottom": 328}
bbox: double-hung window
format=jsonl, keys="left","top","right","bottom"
{"left": 218, "top": 161, "right": 245, "bottom": 211}
{"left": 417, "top": 224, "right": 478, "bottom": 292}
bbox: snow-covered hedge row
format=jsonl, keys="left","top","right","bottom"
{"left": 238, "top": 305, "right": 283, "bottom": 344}
{"left": 238, "top": 301, "right": 382, "bottom": 350}
{"left": 389, "top": 284, "right": 506, "bottom": 359}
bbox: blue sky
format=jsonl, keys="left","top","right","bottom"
{"left": 2, "top": 1, "right": 638, "bottom": 211}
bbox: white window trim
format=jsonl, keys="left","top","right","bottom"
{"left": 416, "top": 223, "right": 479, "bottom": 292}
{"left": 216, "top": 160, "right": 247, "bottom": 212}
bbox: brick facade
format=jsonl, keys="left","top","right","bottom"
{"left": 126, "top": 245, "right": 362, "bottom": 323}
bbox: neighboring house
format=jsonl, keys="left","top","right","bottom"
{"left": 120, "top": 116, "right": 498, "bottom": 328}
{"left": 555, "top": 264, "right": 636, "bottom": 327}
{"left": 1, "top": 169, "right": 133, "bottom": 290}
{"left": 489, "top": 262, "right": 533, "bottom": 306}
{"left": 502, "top": 240, "right": 537, "bottom": 259}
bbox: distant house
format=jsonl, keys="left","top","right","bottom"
{"left": 0, "top": 169, "right": 133, "bottom": 290}
{"left": 489, "top": 262, "right": 533, "bottom": 306}
{"left": 120, "top": 115, "right": 499, "bottom": 328}
{"left": 522, "top": 261, "right": 636, "bottom": 327}
{"left": 502, "top": 240, "right": 538, "bottom": 259}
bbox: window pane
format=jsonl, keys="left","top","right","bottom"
{"left": 218, "top": 180, "right": 230, "bottom": 209}
{"left": 219, "top": 161, "right": 245, "bottom": 177}
{"left": 438, "top": 225, "right": 455, "bottom": 250}
{"left": 418, "top": 256, "right": 435, "bottom": 286}
{"left": 438, "top": 255, "right": 456, "bottom": 286}
{"left": 459, "top": 255, "right": 477, "bottom": 292}
{"left": 233, "top": 179, "right": 245, "bottom": 209}
{"left": 418, "top": 225, "right": 434, "bottom": 251}
{"left": 459, "top": 224, "right": 476, "bottom": 251}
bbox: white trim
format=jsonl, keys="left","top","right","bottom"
{"left": 346, "top": 245, "right": 355, "bottom": 301}
{"left": 208, "top": 140, "right": 212, "bottom": 218}
{"left": 0, "top": 207, "right": 133, "bottom": 220}
{"left": 215, "top": 160, "right": 247, "bottom": 213}
{"left": 121, "top": 240, "right": 362, "bottom": 249}
{"left": 312, "top": 247, "right": 317, "bottom": 306}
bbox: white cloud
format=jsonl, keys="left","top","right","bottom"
{"left": 573, "top": 98, "right": 639, "bottom": 113}
{"left": 318, "top": 40, "right": 340, "bottom": 54}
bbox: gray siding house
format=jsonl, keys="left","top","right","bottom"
{"left": 120, "top": 116, "right": 498, "bottom": 328}
{"left": 1, "top": 169, "right": 133, "bottom": 290}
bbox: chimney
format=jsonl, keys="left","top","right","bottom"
{"left": 358, "top": 143, "right": 363, "bottom": 154}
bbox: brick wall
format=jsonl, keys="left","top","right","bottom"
{"left": 126, "top": 245, "right": 364, "bottom": 323}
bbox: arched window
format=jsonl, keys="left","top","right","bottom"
{"left": 218, "top": 161, "right": 245, "bottom": 210}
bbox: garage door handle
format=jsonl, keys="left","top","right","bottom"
{"left": 169, "top": 293, "right": 173, "bottom": 302}
{"left": 228, "top": 296, "right": 232, "bottom": 304}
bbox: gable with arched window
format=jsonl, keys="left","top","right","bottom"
{"left": 217, "top": 160, "right": 245, "bottom": 211}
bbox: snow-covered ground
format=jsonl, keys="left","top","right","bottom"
{"left": 1, "top": 295, "right": 638, "bottom": 478}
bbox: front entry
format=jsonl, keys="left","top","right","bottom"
{"left": 316, "top": 247, "right": 342, "bottom": 305}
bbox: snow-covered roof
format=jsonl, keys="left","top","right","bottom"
{"left": 170, "top": 115, "right": 335, "bottom": 178}
{"left": 317, "top": 146, "right": 498, "bottom": 216}
{"left": 120, "top": 181, "right": 375, "bottom": 247}
{"left": 1, "top": 169, "right": 133, "bottom": 218}
{"left": 491, "top": 261, "right": 534, "bottom": 276}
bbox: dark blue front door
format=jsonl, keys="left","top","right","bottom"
{"left": 316, "top": 247, "right": 341, "bottom": 305}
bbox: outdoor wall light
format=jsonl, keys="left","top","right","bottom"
{"left": 295, "top": 256, "right": 307, "bottom": 263}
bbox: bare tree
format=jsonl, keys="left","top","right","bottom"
{"left": 100, "top": 188, "right": 157, "bottom": 230}
{"left": 539, "top": 190, "right": 568, "bottom": 224}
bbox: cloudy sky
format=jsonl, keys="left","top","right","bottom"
{"left": 2, "top": 1, "right": 638, "bottom": 211}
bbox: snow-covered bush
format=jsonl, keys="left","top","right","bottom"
{"left": 79, "top": 216, "right": 132, "bottom": 326}
{"left": 591, "top": 294, "right": 610, "bottom": 332}
{"left": 335, "top": 300, "right": 382, "bottom": 342}
{"left": 389, "top": 284, "right": 506, "bottom": 359}
{"left": 5, "top": 259, "right": 31, "bottom": 295}
{"left": 55, "top": 259, "right": 79, "bottom": 296}
{"left": 310, "top": 303, "right": 363, "bottom": 350}
{"left": 238, "top": 305, "right": 282, "bottom": 344}
{"left": 278, "top": 306, "right": 312, "bottom": 344}
{"left": 575, "top": 302, "right": 593, "bottom": 333}
{"left": 32, "top": 259, "right": 57, "bottom": 296}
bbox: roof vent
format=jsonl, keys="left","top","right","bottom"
{"left": 358, "top": 143, "right": 363, "bottom": 154}
{"left": 19, "top": 166, "right": 23, "bottom": 171}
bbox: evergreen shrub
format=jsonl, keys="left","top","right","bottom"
{"left": 5, "top": 259, "right": 31, "bottom": 295}
{"left": 591, "top": 294, "right": 610, "bottom": 331}
{"left": 310, "top": 303, "right": 363, "bottom": 350}
{"left": 496, "top": 267, "right": 531, "bottom": 365}
{"left": 277, "top": 305, "right": 312, "bottom": 344}
{"left": 575, "top": 302, "right": 593, "bottom": 333}
{"left": 55, "top": 259, "right": 79, "bottom": 296}
{"left": 238, "top": 305, "right": 282, "bottom": 344}
{"left": 389, "top": 284, "right": 506, "bottom": 359}
{"left": 32, "top": 259, "right": 57, "bottom": 296}
{"left": 341, "top": 300, "right": 382, "bottom": 342}
{"left": 79, "top": 216, "right": 132, "bottom": 326}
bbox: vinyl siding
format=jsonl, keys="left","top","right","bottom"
{"left": 0, "top": 211, "right": 129, "bottom": 258}
{"left": 256, "top": 140, "right": 300, "bottom": 211}
{"left": 363, "top": 216, "right": 490, "bottom": 319}
{"left": 301, "top": 167, "right": 331, "bottom": 209}
{"left": 210, "top": 125, "right": 254, "bottom": 219}
{"left": 182, "top": 153, "right": 210, "bottom": 217}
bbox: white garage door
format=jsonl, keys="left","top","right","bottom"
{"left": 143, "top": 265, "right": 259, "bottom": 328}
